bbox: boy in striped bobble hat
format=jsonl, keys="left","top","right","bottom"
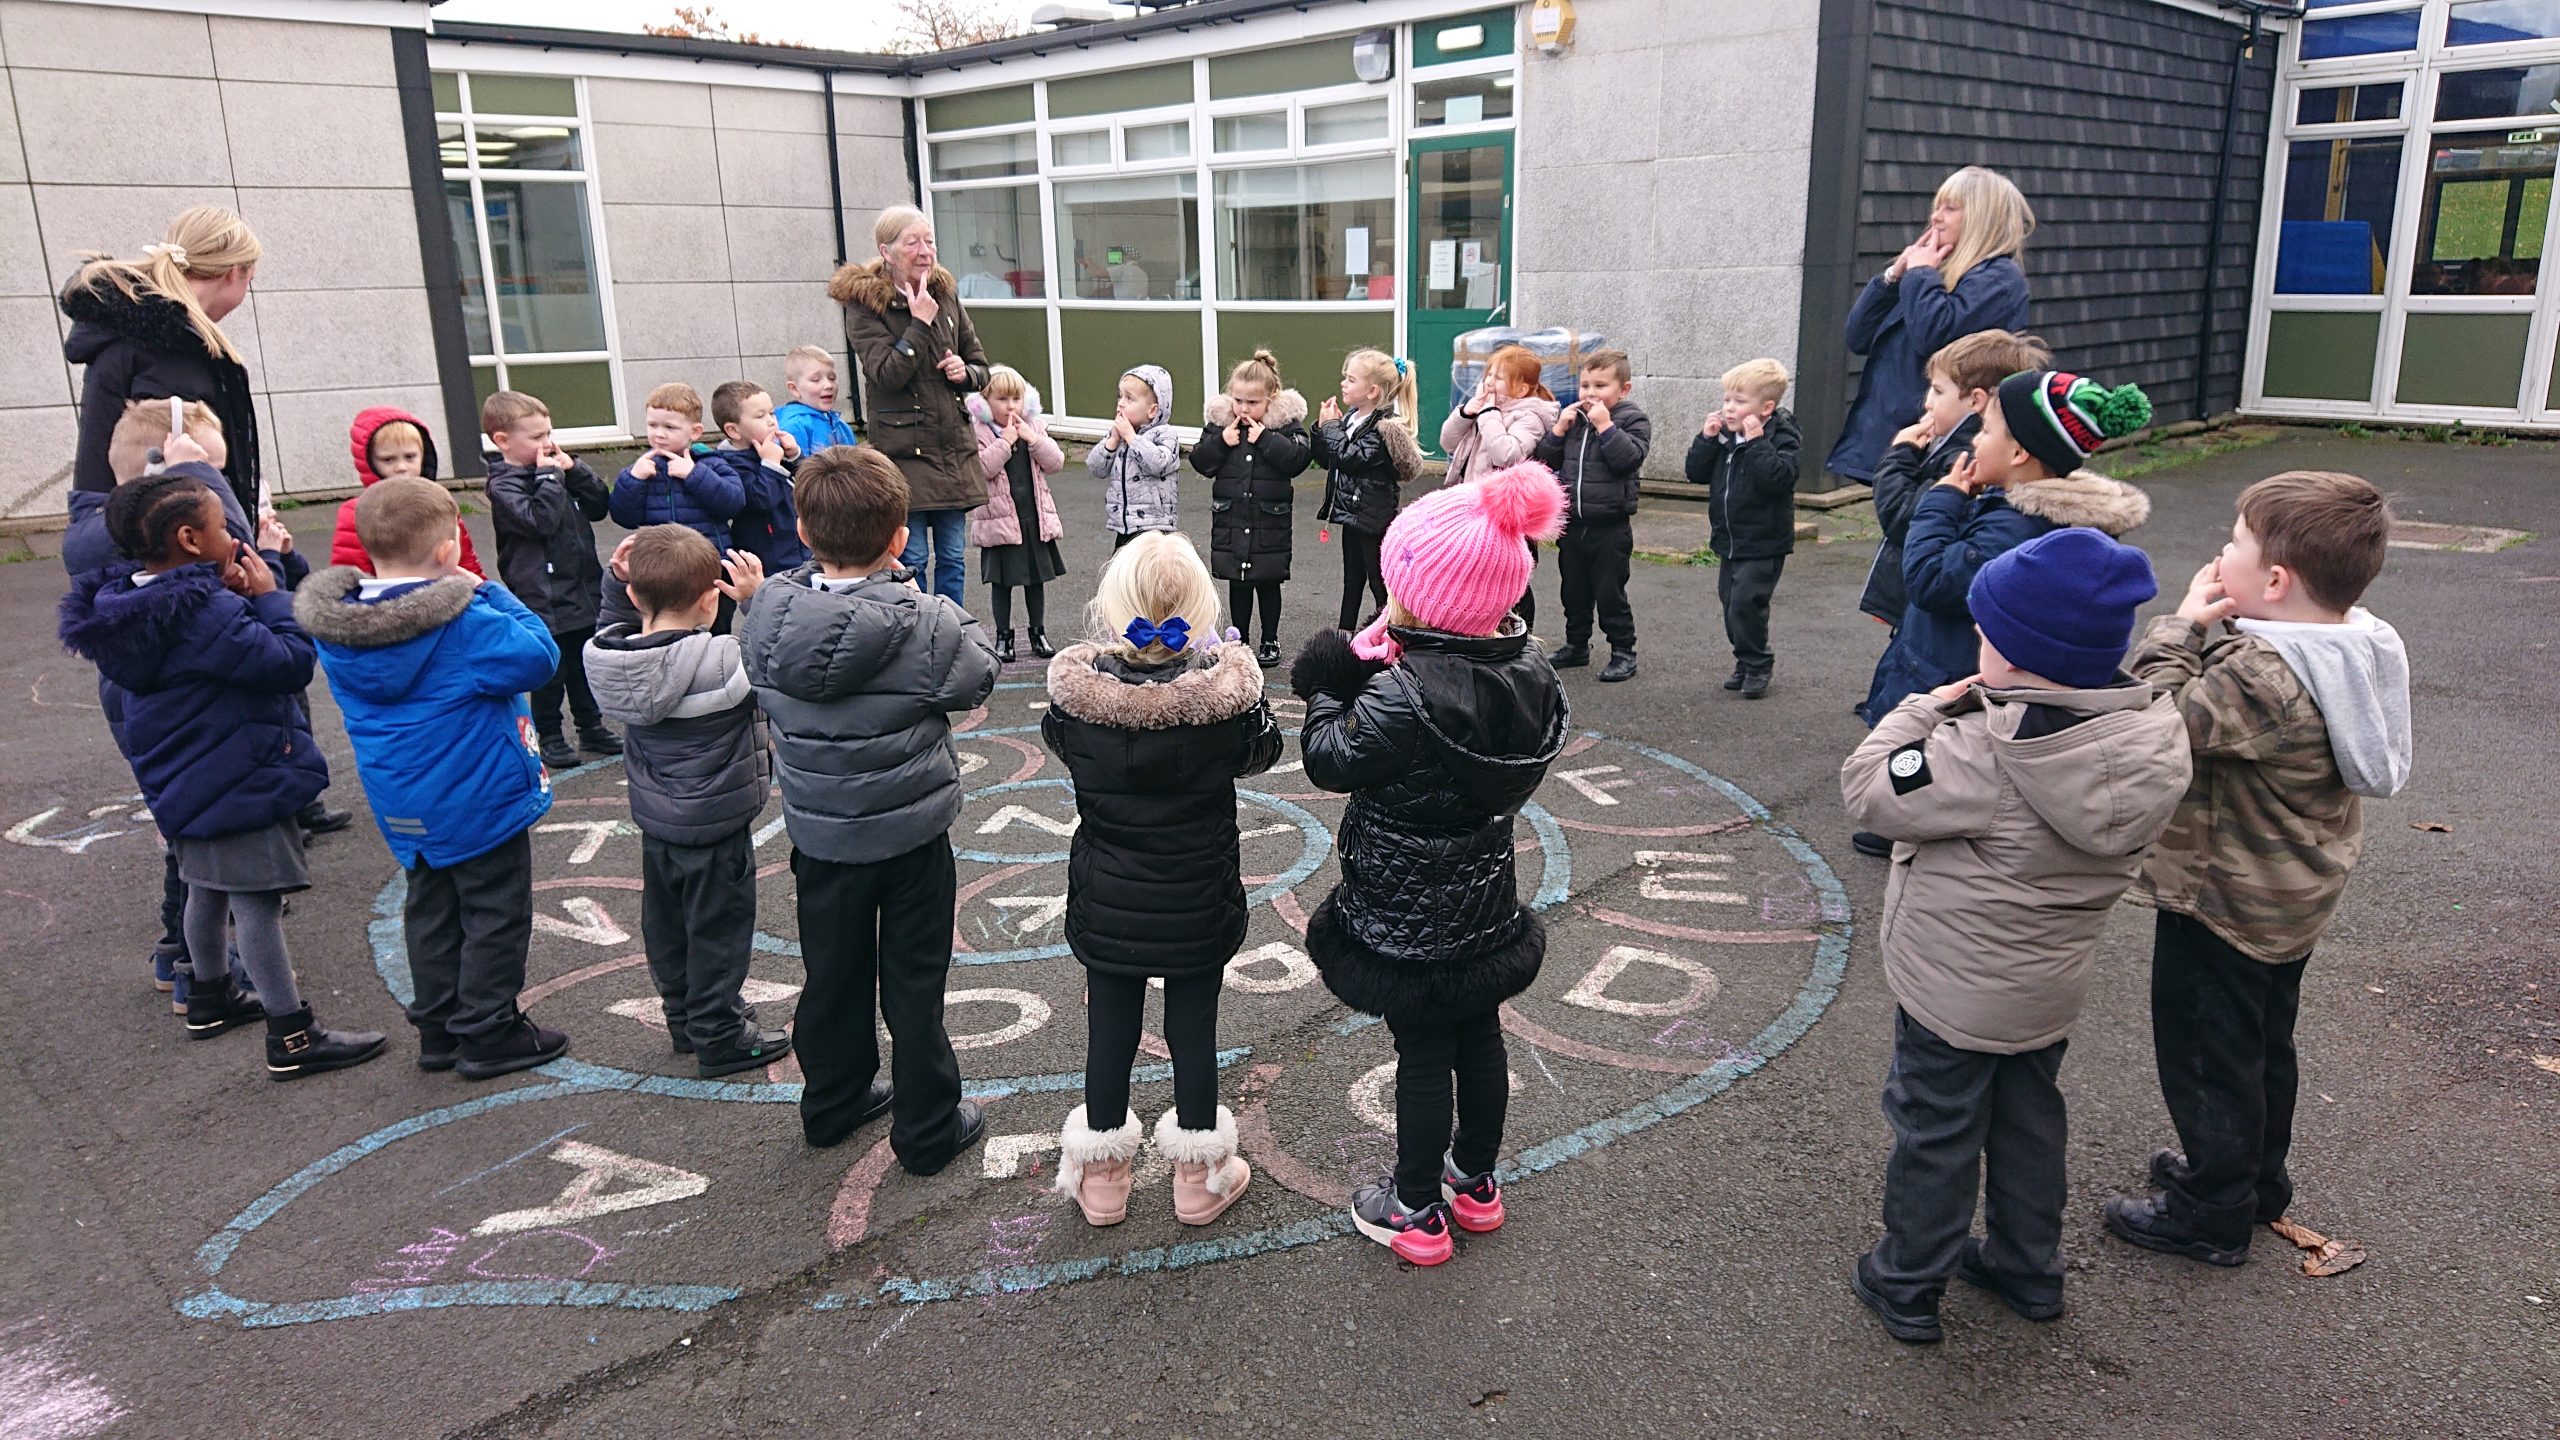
{"left": 1288, "top": 459, "right": 1571, "bottom": 1265}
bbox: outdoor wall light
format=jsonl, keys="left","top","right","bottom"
{"left": 1353, "top": 28, "right": 1394, "bottom": 83}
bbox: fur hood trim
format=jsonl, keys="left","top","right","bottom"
{"left": 2007, "top": 471, "right": 2150, "bottom": 536}
{"left": 1202, "top": 388, "right": 1309, "bottom": 431}
{"left": 827, "top": 257, "right": 958, "bottom": 314}
{"left": 1376, "top": 412, "right": 1427, "bottom": 486}
{"left": 965, "top": 386, "right": 1045, "bottom": 429}
{"left": 1152, "top": 1106, "right": 1242, "bottom": 1193}
{"left": 58, "top": 272, "right": 208, "bottom": 361}
{"left": 1307, "top": 896, "right": 1546, "bottom": 1021}
{"left": 1046, "top": 640, "right": 1266, "bottom": 730}
{"left": 1052, "top": 1104, "right": 1146, "bottom": 1198}
{"left": 293, "top": 565, "right": 478, "bottom": 648}
{"left": 59, "top": 562, "right": 223, "bottom": 676}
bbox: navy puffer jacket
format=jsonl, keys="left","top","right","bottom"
{"left": 59, "top": 564, "right": 327, "bottom": 841}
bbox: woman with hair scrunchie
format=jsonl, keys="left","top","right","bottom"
{"left": 60, "top": 207, "right": 265, "bottom": 520}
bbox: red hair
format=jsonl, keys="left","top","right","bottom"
{"left": 1485, "top": 345, "right": 1553, "bottom": 402}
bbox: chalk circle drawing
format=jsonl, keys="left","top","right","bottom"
{"left": 176, "top": 699, "right": 1848, "bottom": 1326}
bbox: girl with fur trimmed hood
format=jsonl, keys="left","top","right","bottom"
{"left": 1290, "top": 460, "right": 1571, "bottom": 1266}
{"left": 1191, "top": 349, "right": 1313, "bottom": 668}
{"left": 1043, "top": 533, "right": 1282, "bottom": 1228}
{"left": 1314, "top": 348, "right": 1427, "bottom": 632}
{"left": 965, "top": 365, "right": 1068, "bottom": 665}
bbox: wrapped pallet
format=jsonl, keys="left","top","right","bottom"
{"left": 1451, "top": 325, "right": 1613, "bottom": 410}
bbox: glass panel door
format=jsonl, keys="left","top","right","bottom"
{"left": 1406, "top": 132, "right": 1513, "bottom": 445}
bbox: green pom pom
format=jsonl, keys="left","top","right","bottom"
{"left": 2083, "top": 382, "right": 2152, "bottom": 437}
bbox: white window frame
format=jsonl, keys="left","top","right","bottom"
{"left": 437, "top": 71, "right": 627, "bottom": 443}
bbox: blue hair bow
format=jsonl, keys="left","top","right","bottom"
{"left": 1393, "top": 356, "right": 1408, "bottom": 376}
{"left": 1124, "top": 616, "right": 1191, "bottom": 652}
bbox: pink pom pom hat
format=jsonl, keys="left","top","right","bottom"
{"left": 1353, "top": 459, "right": 1565, "bottom": 661}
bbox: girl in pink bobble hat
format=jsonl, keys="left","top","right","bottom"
{"left": 1287, "top": 459, "right": 1571, "bottom": 1264}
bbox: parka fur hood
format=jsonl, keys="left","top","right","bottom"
{"left": 1201, "top": 388, "right": 1310, "bottom": 431}
{"left": 1045, "top": 641, "right": 1267, "bottom": 730}
{"left": 827, "top": 258, "right": 958, "bottom": 314}
{"left": 2006, "top": 470, "right": 2152, "bottom": 536}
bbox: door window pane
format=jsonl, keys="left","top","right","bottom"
{"left": 2276, "top": 137, "right": 2402, "bottom": 293}
{"left": 1416, "top": 144, "right": 1506, "bottom": 312}
{"left": 2295, "top": 82, "right": 2403, "bottom": 125}
{"left": 2299, "top": 9, "right": 2423, "bottom": 59}
{"left": 1123, "top": 119, "right": 1191, "bottom": 163}
{"left": 1415, "top": 72, "right": 1515, "bottom": 128}
{"left": 2449, "top": 0, "right": 2560, "bottom": 45}
{"left": 1214, "top": 112, "right": 1288, "bottom": 154}
{"left": 1214, "top": 158, "right": 1396, "bottom": 301}
{"left": 474, "top": 123, "right": 581, "bottom": 171}
{"left": 2412, "top": 130, "right": 2557, "bottom": 294}
{"left": 2435, "top": 63, "right": 2560, "bottom": 121}
{"left": 937, "top": 185, "right": 1044, "bottom": 299}
{"left": 1052, "top": 129, "right": 1109, "bottom": 167}
{"left": 480, "top": 180, "right": 610, "bottom": 352}
{"left": 1305, "top": 97, "right": 1390, "bottom": 145}
{"left": 446, "top": 180, "right": 493, "bottom": 353}
{"left": 932, "top": 131, "right": 1034, "bottom": 181}
{"left": 1055, "top": 174, "right": 1199, "bottom": 300}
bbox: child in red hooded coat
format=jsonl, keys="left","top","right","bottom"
{"left": 331, "top": 407, "right": 484, "bottom": 577}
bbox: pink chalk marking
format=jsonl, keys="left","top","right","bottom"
{"left": 963, "top": 732, "right": 1046, "bottom": 785}
{"left": 516, "top": 950, "right": 648, "bottom": 1009}
{"left": 532, "top": 876, "right": 643, "bottom": 892}
{"left": 1548, "top": 815, "right": 1755, "bottom": 838}
{"left": 1252, "top": 792, "right": 1331, "bottom": 803}
{"left": 951, "top": 861, "right": 1042, "bottom": 955}
{"left": 953, "top": 705, "right": 988, "bottom": 735}
{"left": 1498, "top": 1002, "right": 1712, "bottom": 1076}
{"left": 826, "top": 1134, "right": 901, "bottom": 1248}
{"left": 1268, "top": 889, "right": 1310, "bottom": 937}
{"left": 757, "top": 860, "right": 788, "bottom": 881}
{"left": 1234, "top": 1064, "right": 1347, "bottom": 1208}
{"left": 545, "top": 796, "right": 628, "bottom": 808}
{"left": 1582, "top": 906, "right": 1819, "bottom": 945}
{"left": 1139, "top": 1029, "right": 1170, "bottom": 1060}
{"left": 765, "top": 1050, "right": 804, "bottom": 1085}
{"left": 466, "top": 1228, "right": 619, "bottom": 1281}
{"left": 1560, "top": 732, "right": 1601, "bottom": 759}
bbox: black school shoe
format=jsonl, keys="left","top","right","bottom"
{"left": 295, "top": 800, "right": 355, "bottom": 836}
{"left": 1550, "top": 643, "right": 1591, "bottom": 669}
{"left": 2102, "top": 1193, "right": 2250, "bottom": 1267}
{"left": 265, "top": 1007, "right": 388, "bottom": 1081}
{"left": 578, "top": 724, "right": 623, "bottom": 756}
{"left": 1739, "top": 668, "right": 1772, "bottom": 699}
{"left": 1953, "top": 1237, "right": 2063, "bottom": 1321}
{"left": 1722, "top": 667, "right": 1745, "bottom": 691}
{"left": 184, "top": 973, "right": 266, "bottom": 1037}
{"left": 897, "top": 1099, "right": 988, "bottom": 1177}
{"left": 696, "top": 1025, "right": 793, "bottom": 1079}
{"left": 455, "top": 1014, "right": 571, "bottom": 1081}
{"left": 803, "top": 1078, "right": 895, "bottom": 1149}
{"left": 537, "top": 734, "right": 581, "bottom": 771}
{"left": 1851, "top": 831, "right": 1893, "bottom": 858}
{"left": 1598, "top": 650, "right": 1638, "bottom": 683}
{"left": 417, "top": 1027, "right": 460, "bottom": 1072}
{"left": 1256, "top": 641, "right": 1282, "bottom": 670}
{"left": 1029, "top": 629, "right": 1056, "bottom": 660}
{"left": 2150, "top": 1146, "right": 2290, "bottom": 1224}
{"left": 1850, "top": 1251, "right": 1942, "bottom": 1344}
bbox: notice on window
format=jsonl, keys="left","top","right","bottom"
{"left": 1429, "top": 239, "right": 1458, "bottom": 291}
{"left": 1346, "top": 226, "right": 1371, "bottom": 275}
{"left": 1447, "top": 94, "right": 1485, "bottom": 126}
{"left": 1461, "top": 240, "right": 1484, "bottom": 274}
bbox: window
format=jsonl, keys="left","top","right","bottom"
{"left": 437, "top": 71, "right": 617, "bottom": 432}
{"left": 1052, "top": 129, "right": 1110, "bottom": 168}
{"left": 1416, "top": 71, "right": 1514, "bottom": 128}
{"left": 938, "top": 186, "right": 1045, "bottom": 299}
{"left": 2276, "top": 137, "right": 2403, "bottom": 293}
{"left": 1123, "top": 119, "right": 1191, "bottom": 163}
{"left": 2436, "top": 63, "right": 2560, "bottom": 121}
{"left": 2448, "top": 0, "right": 2560, "bottom": 45}
{"left": 2412, "top": 129, "right": 2557, "bottom": 294}
{"left": 2299, "top": 8, "right": 2424, "bottom": 59}
{"left": 1305, "top": 97, "right": 1390, "bottom": 146}
{"left": 932, "top": 131, "right": 1035, "bottom": 181}
{"left": 1214, "top": 159, "right": 1396, "bottom": 301}
{"left": 2295, "top": 82, "right": 2404, "bottom": 125}
{"left": 1214, "top": 112, "right": 1288, "bottom": 154}
{"left": 1056, "top": 174, "right": 1199, "bottom": 300}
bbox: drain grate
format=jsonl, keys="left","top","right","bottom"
{"left": 2389, "top": 521, "right": 2532, "bottom": 553}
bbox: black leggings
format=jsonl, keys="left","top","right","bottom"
{"left": 1086, "top": 970, "right": 1223, "bottom": 1132}
{"left": 1385, "top": 1006, "right": 1509, "bottom": 1209}
{"left": 1228, "top": 580, "right": 1282, "bottom": 645}
{"left": 531, "top": 626, "right": 601, "bottom": 737}
{"left": 1337, "top": 526, "right": 1386, "bottom": 631}
{"left": 989, "top": 582, "right": 1047, "bottom": 635}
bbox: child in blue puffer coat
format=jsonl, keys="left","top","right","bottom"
{"left": 59, "top": 470, "right": 386, "bottom": 1080}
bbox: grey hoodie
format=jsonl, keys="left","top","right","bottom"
{"left": 2233, "top": 608, "right": 2412, "bottom": 799}
{"left": 584, "top": 626, "right": 770, "bottom": 847}
{"left": 1844, "top": 680, "right": 2192, "bottom": 1053}
{"left": 1089, "top": 363, "right": 1180, "bottom": 535}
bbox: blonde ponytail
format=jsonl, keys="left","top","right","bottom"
{"left": 64, "top": 206, "right": 260, "bottom": 364}
{"left": 1344, "top": 348, "right": 1416, "bottom": 421}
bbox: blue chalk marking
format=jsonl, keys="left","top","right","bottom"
{"left": 950, "top": 777, "right": 1076, "bottom": 865}
{"left": 849, "top": 1215, "right": 1358, "bottom": 1307}
{"left": 432, "top": 1122, "right": 590, "bottom": 1197}
{"left": 1330, "top": 1012, "right": 1383, "bottom": 1037}
{"left": 1521, "top": 799, "right": 1571, "bottom": 911}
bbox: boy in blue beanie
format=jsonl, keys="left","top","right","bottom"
{"left": 1840, "top": 527, "right": 2194, "bottom": 1343}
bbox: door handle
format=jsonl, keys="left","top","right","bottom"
{"left": 1488, "top": 298, "right": 1508, "bottom": 323}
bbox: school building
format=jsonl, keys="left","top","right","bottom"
{"left": 7, "top": 0, "right": 2559, "bottom": 521}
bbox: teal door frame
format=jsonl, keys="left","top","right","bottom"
{"left": 1406, "top": 129, "right": 1515, "bottom": 451}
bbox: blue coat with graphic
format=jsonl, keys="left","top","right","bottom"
{"left": 59, "top": 563, "right": 328, "bottom": 841}
{"left": 295, "top": 567, "right": 561, "bottom": 868}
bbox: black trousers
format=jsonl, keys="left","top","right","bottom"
{"left": 404, "top": 829, "right": 535, "bottom": 1045}
{"left": 2149, "top": 910, "right": 2307, "bottom": 1240}
{"left": 1227, "top": 579, "right": 1282, "bottom": 644}
{"left": 1336, "top": 525, "right": 1387, "bottom": 631}
{"left": 1717, "top": 555, "right": 1786, "bottom": 675}
{"left": 1870, "top": 1008, "right": 2069, "bottom": 1311}
{"left": 1385, "top": 1005, "right": 1508, "bottom": 1209}
{"left": 1113, "top": 530, "right": 1138, "bottom": 551}
{"left": 1512, "top": 542, "right": 1541, "bottom": 628}
{"left": 791, "top": 837, "right": 966, "bottom": 1165}
{"left": 1084, "top": 970, "right": 1222, "bottom": 1133}
{"left": 531, "top": 626, "right": 602, "bottom": 737}
{"left": 989, "top": 582, "right": 1047, "bottom": 636}
{"left": 158, "top": 845, "right": 187, "bottom": 953}
{"left": 640, "top": 829, "right": 756, "bottom": 1051}
{"left": 1558, "top": 516, "right": 1636, "bottom": 652}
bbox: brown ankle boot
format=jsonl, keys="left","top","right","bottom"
{"left": 1054, "top": 1104, "right": 1144, "bottom": 1226}
{"left": 1156, "top": 1106, "right": 1250, "bottom": 1225}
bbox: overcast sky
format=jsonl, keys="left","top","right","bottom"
{"left": 430, "top": 0, "right": 1102, "bottom": 51}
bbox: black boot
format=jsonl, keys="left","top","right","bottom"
{"left": 184, "top": 972, "right": 265, "bottom": 1037}
{"left": 1256, "top": 641, "right": 1282, "bottom": 669}
{"left": 995, "top": 630, "right": 1017, "bottom": 665}
{"left": 1029, "top": 629, "right": 1056, "bottom": 660}
{"left": 696, "top": 1025, "right": 793, "bottom": 1080}
{"left": 295, "top": 800, "right": 354, "bottom": 836}
{"left": 455, "top": 1013, "right": 571, "bottom": 1081}
{"left": 537, "top": 733, "right": 580, "bottom": 770}
{"left": 1550, "top": 643, "right": 1590, "bottom": 669}
{"left": 1598, "top": 650, "right": 1639, "bottom": 683}
{"left": 577, "top": 723, "right": 623, "bottom": 756}
{"left": 2102, "top": 1192, "right": 2251, "bottom": 1267}
{"left": 265, "top": 1006, "right": 388, "bottom": 1080}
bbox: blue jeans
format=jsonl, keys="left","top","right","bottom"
{"left": 901, "top": 508, "right": 969, "bottom": 607}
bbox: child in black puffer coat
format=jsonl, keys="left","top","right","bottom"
{"left": 1292, "top": 459, "right": 1570, "bottom": 1266}
{"left": 1191, "top": 348, "right": 1311, "bottom": 668}
{"left": 1044, "top": 532, "right": 1282, "bottom": 1228}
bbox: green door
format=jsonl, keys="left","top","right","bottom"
{"left": 1406, "top": 131, "right": 1514, "bottom": 451}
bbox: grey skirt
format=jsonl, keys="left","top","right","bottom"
{"left": 174, "top": 818, "right": 310, "bottom": 894}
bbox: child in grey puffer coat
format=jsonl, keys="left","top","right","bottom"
{"left": 1089, "top": 363, "right": 1179, "bottom": 544}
